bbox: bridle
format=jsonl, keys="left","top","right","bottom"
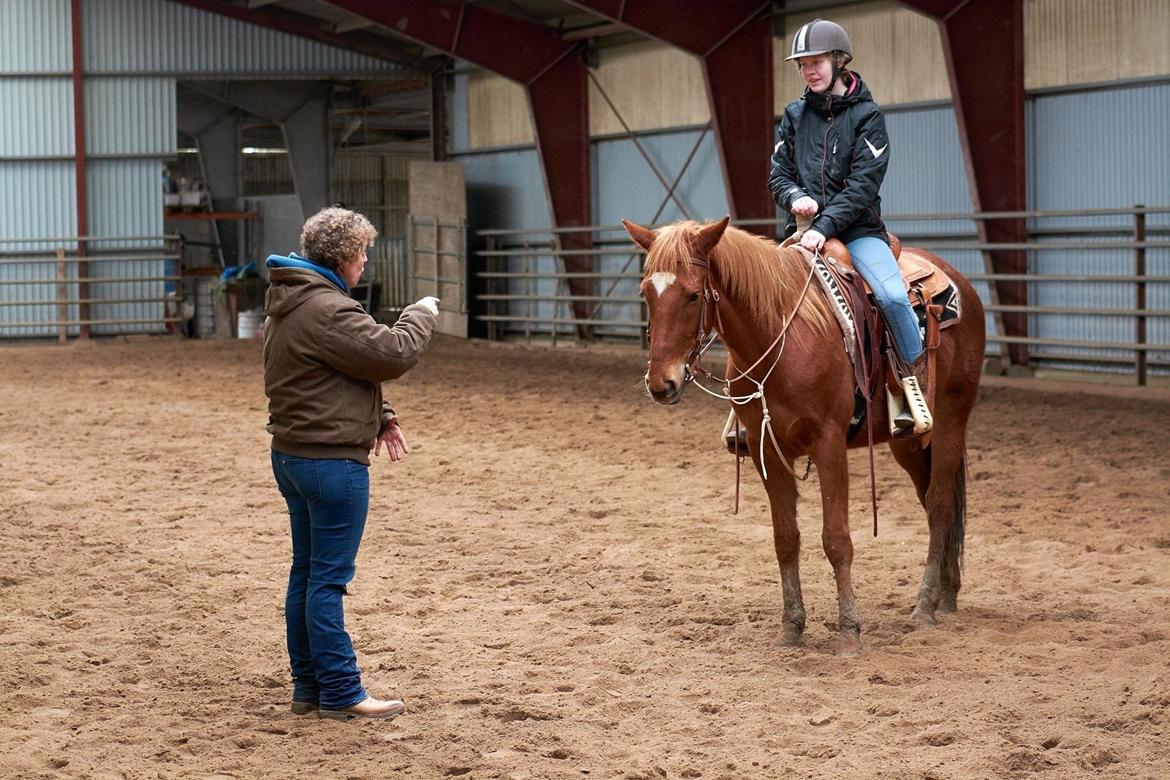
{"left": 645, "top": 248, "right": 818, "bottom": 485}
{"left": 681, "top": 257, "right": 722, "bottom": 386}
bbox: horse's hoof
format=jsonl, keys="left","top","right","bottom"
{"left": 911, "top": 604, "right": 937, "bottom": 626}
{"left": 937, "top": 593, "right": 958, "bottom": 614}
{"left": 837, "top": 630, "right": 862, "bottom": 656}
{"left": 780, "top": 623, "right": 804, "bottom": 647}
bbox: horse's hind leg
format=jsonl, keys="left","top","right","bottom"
{"left": 751, "top": 444, "right": 806, "bottom": 645}
{"left": 892, "top": 431, "right": 967, "bottom": 625}
{"left": 889, "top": 439, "right": 943, "bottom": 624}
{"left": 935, "top": 445, "right": 967, "bottom": 614}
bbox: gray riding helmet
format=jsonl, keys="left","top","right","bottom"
{"left": 786, "top": 19, "right": 853, "bottom": 63}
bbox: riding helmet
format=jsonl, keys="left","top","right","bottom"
{"left": 786, "top": 19, "right": 853, "bottom": 63}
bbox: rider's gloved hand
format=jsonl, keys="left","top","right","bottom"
{"left": 414, "top": 296, "right": 440, "bottom": 316}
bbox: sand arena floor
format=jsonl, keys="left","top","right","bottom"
{"left": 0, "top": 335, "right": 1168, "bottom": 779}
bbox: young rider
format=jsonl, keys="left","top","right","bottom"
{"left": 768, "top": 18, "right": 929, "bottom": 434}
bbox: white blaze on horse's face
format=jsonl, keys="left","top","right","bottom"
{"left": 649, "top": 272, "right": 676, "bottom": 296}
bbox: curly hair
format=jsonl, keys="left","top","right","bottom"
{"left": 299, "top": 207, "right": 378, "bottom": 271}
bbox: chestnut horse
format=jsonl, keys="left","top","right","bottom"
{"left": 624, "top": 217, "right": 985, "bottom": 650}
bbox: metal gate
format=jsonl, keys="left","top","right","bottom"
{"left": 0, "top": 235, "right": 182, "bottom": 340}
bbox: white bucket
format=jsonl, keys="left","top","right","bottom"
{"left": 237, "top": 309, "right": 265, "bottom": 339}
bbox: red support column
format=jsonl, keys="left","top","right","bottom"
{"left": 898, "top": 0, "right": 1029, "bottom": 366}
{"left": 71, "top": 0, "right": 89, "bottom": 339}
{"left": 565, "top": 1, "right": 775, "bottom": 234}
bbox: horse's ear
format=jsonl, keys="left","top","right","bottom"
{"left": 696, "top": 216, "right": 731, "bottom": 257}
{"left": 622, "top": 219, "right": 656, "bottom": 252}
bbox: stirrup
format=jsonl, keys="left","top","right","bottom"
{"left": 900, "top": 376, "right": 933, "bottom": 434}
{"left": 886, "top": 387, "right": 910, "bottom": 437}
{"left": 721, "top": 409, "right": 747, "bottom": 455}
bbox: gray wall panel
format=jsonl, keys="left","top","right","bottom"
{"left": 593, "top": 129, "right": 727, "bottom": 335}
{"left": 86, "top": 77, "right": 175, "bottom": 157}
{"left": 87, "top": 160, "right": 166, "bottom": 335}
{"left": 1030, "top": 82, "right": 1170, "bottom": 369}
{"left": 0, "top": 0, "right": 71, "bottom": 74}
{"left": 459, "top": 149, "right": 557, "bottom": 332}
{"left": 0, "top": 161, "right": 77, "bottom": 247}
{"left": 882, "top": 105, "right": 977, "bottom": 239}
{"left": 83, "top": 0, "right": 404, "bottom": 77}
{"left": 0, "top": 160, "right": 77, "bottom": 336}
{"left": 461, "top": 149, "right": 549, "bottom": 232}
{"left": 593, "top": 130, "right": 727, "bottom": 227}
{"left": 0, "top": 78, "right": 73, "bottom": 158}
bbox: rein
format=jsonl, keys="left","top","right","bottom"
{"left": 682, "top": 250, "right": 818, "bottom": 486}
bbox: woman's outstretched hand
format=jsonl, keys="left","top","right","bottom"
{"left": 375, "top": 419, "right": 410, "bottom": 462}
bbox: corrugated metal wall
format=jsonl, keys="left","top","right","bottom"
{"left": 1, "top": 0, "right": 412, "bottom": 339}
{"left": 83, "top": 0, "right": 404, "bottom": 77}
{"left": 593, "top": 129, "right": 727, "bottom": 335}
{"left": 466, "top": 40, "right": 710, "bottom": 150}
{"left": 86, "top": 77, "right": 175, "bottom": 156}
{"left": 1026, "top": 0, "right": 1170, "bottom": 90}
{"left": 0, "top": 78, "right": 74, "bottom": 156}
{"left": 0, "top": 163, "right": 77, "bottom": 246}
{"left": 589, "top": 41, "right": 707, "bottom": 137}
{"left": 0, "top": 0, "right": 71, "bottom": 74}
{"left": 1029, "top": 81, "right": 1170, "bottom": 370}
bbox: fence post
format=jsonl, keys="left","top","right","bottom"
{"left": 485, "top": 235, "right": 497, "bottom": 341}
{"left": 56, "top": 248, "right": 68, "bottom": 343}
{"left": 1134, "top": 205, "right": 1146, "bottom": 386}
{"left": 524, "top": 240, "right": 532, "bottom": 344}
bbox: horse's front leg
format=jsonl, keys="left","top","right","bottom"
{"left": 811, "top": 436, "right": 861, "bottom": 652}
{"left": 743, "top": 413, "right": 806, "bottom": 645}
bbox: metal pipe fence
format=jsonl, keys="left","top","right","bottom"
{"left": 0, "top": 235, "right": 182, "bottom": 341}
{"left": 472, "top": 206, "right": 1170, "bottom": 385}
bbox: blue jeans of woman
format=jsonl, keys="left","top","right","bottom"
{"left": 271, "top": 452, "right": 369, "bottom": 709}
{"left": 846, "top": 235, "right": 924, "bottom": 365}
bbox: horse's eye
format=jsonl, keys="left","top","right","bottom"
{"left": 688, "top": 291, "right": 701, "bottom": 303}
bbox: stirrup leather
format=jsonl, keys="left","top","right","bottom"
{"left": 900, "top": 375, "right": 933, "bottom": 435}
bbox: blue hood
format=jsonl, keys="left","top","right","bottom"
{"left": 266, "top": 252, "right": 348, "bottom": 292}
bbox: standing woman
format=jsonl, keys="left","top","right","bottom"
{"left": 768, "top": 19, "right": 929, "bottom": 432}
{"left": 264, "top": 207, "right": 438, "bottom": 719}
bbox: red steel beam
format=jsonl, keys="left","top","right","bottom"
{"left": 71, "top": 0, "right": 89, "bottom": 338}
{"left": 325, "top": 1, "right": 595, "bottom": 334}
{"left": 898, "top": 0, "right": 1029, "bottom": 365}
{"left": 564, "top": 1, "right": 775, "bottom": 234}
{"left": 169, "top": 0, "right": 431, "bottom": 70}
{"left": 325, "top": 1, "right": 591, "bottom": 231}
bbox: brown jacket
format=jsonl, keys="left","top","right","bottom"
{"left": 263, "top": 266, "right": 436, "bottom": 465}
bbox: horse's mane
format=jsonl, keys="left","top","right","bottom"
{"left": 644, "top": 221, "right": 832, "bottom": 335}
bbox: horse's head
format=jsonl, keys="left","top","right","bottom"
{"left": 624, "top": 216, "right": 730, "bottom": 404}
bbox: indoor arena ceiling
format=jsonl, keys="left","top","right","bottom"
{"left": 172, "top": 0, "right": 869, "bottom": 151}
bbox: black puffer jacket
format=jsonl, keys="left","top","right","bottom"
{"left": 768, "top": 73, "right": 890, "bottom": 244}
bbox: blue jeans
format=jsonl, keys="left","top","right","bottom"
{"left": 846, "top": 236, "right": 924, "bottom": 364}
{"left": 271, "top": 452, "right": 370, "bottom": 709}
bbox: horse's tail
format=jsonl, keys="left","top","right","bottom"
{"left": 944, "top": 449, "right": 968, "bottom": 574}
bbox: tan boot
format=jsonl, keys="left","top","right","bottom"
{"left": 319, "top": 695, "right": 406, "bottom": 721}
